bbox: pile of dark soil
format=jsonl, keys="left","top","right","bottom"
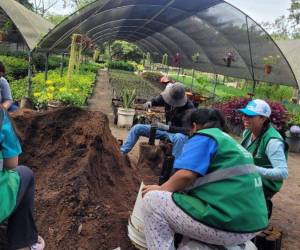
{"left": 8, "top": 107, "right": 145, "bottom": 250}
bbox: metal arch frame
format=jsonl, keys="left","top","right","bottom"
{"left": 224, "top": 1, "right": 298, "bottom": 87}
{"left": 87, "top": 20, "right": 200, "bottom": 62}
{"left": 35, "top": 0, "right": 298, "bottom": 87}
{"left": 94, "top": 32, "right": 164, "bottom": 56}
{"left": 92, "top": 32, "right": 166, "bottom": 58}
{"left": 81, "top": 3, "right": 250, "bottom": 69}
{"left": 91, "top": 27, "right": 189, "bottom": 63}
{"left": 82, "top": 18, "right": 216, "bottom": 69}
{"left": 45, "top": 3, "right": 252, "bottom": 76}
{"left": 38, "top": 2, "right": 167, "bottom": 51}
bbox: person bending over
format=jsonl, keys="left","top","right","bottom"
{"left": 120, "top": 82, "right": 194, "bottom": 159}
{"left": 142, "top": 108, "right": 268, "bottom": 250}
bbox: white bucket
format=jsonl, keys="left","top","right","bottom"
{"left": 178, "top": 238, "right": 257, "bottom": 250}
{"left": 117, "top": 107, "right": 135, "bottom": 128}
{"left": 128, "top": 182, "right": 147, "bottom": 249}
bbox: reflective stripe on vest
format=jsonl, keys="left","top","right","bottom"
{"left": 186, "top": 164, "right": 256, "bottom": 191}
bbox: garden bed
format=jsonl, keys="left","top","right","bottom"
{"left": 109, "top": 70, "right": 162, "bottom": 100}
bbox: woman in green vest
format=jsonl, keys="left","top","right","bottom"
{"left": 239, "top": 99, "right": 288, "bottom": 218}
{"left": 142, "top": 108, "right": 268, "bottom": 250}
{"left": 0, "top": 108, "right": 45, "bottom": 250}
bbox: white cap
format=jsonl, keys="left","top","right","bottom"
{"left": 239, "top": 99, "right": 271, "bottom": 117}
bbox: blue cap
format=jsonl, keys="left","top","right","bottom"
{"left": 239, "top": 99, "right": 271, "bottom": 117}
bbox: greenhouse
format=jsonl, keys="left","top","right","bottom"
{"left": 36, "top": 0, "right": 298, "bottom": 88}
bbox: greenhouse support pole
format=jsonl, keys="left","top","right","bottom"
{"left": 60, "top": 53, "right": 65, "bottom": 77}
{"left": 191, "top": 69, "right": 195, "bottom": 91}
{"left": 177, "top": 66, "right": 180, "bottom": 80}
{"left": 213, "top": 74, "right": 218, "bottom": 99}
{"left": 246, "top": 16, "right": 256, "bottom": 96}
{"left": 45, "top": 52, "right": 49, "bottom": 81}
{"left": 27, "top": 51, "right": 33, "bottom": 98}
{"left": 252, "top": 80, "right": 257, "bottom": 94}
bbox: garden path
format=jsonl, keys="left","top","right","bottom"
{"left": 88, "top": 69, "right": 300, "bottom": 250}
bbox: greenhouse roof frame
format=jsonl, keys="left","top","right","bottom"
{"left": 36, "top": 0, "right": 298, "bottom": 88}
{"left": 0, "top": 0, "right": 54, "bottom": 50}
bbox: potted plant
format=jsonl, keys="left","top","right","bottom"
{"left": 192, "top": 52, "right": 201, "bottom": 63}
{"left": 286, "top": 111, "right": 300, "bottom": 153}
{"left": 223, "top": 52, "right": 235, "bottom": 67}
{"left": 263, "top": 55, "right": 281, "bottom": 74}
{"left": 0, "top": 30, "right": 5, "bottom": 42}
{"left": 0, "top": 20, "right": 14, "bottom": 42}
{"left": 117, "top": 89, "right": 137, "bottom": 128}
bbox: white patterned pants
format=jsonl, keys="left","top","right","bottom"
{"left": 142, "top": 191, "right": 258, "bottom": 250}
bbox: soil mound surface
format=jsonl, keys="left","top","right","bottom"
{"left": 10, "top": 107, "right": 141, "bottom": 249}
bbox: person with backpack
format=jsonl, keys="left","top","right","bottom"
{"left": 120, "top": 82, "right": 194, "bottom": 159}
{"left": 0, "top": 108, "right": 44, "bottom": 250}
{"left": 0, "top": 61, "right": 18, "bottom": 112}
{"left": 141, "top": 108, "right": 268, "bottom": 250}
{"left": 239, "top": 99, "right": 288, "bottom": 218}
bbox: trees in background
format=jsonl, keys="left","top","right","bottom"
{"left": 261, "top": 0, "right": 300, "bottom": 40}
{"left": 110, "top": 40, "right": 143, "bottom": 63}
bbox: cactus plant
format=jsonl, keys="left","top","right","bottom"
{"left": 122, "top": 88, "right": 136, "bottom": 109}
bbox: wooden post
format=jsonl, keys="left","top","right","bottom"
{"left": 191, "top": 69, "right": 195, "bottom": 91}
{"left": 44, "top": 52, "right": 49, "bottom": 81}
{"left": 60, "top": 53, "right": 65, "bottom": 78}
{"left": 213, "top": 74, "right": 218, "bottom": 98}
{"left": 27, "top": 51, "right": 33, "bottom": 98}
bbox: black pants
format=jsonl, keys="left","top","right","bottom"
{"left": 7, "top": 165, "right": 38, "bottom": 250}
{"left": 263, "top": 188, "right": 275, "bottom": 219}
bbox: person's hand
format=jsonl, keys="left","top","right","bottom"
{"left": 142, "top": 185, "right": 161, "bottom": 197}
{"left": 152, "top": 122, "right": 170, "bottom": 131}
{"left": 143, "top": 101, "right": 152, "bottom": 110}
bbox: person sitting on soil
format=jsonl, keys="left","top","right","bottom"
{"left": 0, "top": 108, "right": 45, "bottom": 250}
{"left": 0, "top": 62, "right": 18, "bottom": 112}
{"left": 120, "top": 82, "right": 194, "bottom": 159}
{"left": 141, "top": 108, "right": 268, "bottom": 250}
{"left": 239, "top": 99, "right": 288, "bottom": 218}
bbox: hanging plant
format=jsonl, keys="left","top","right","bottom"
{"left": 223, "top": 52, "right": 235, "bottom": 67}
{"left": 192, "top": 52, "right": 201, "bottom": 63}
{"left": 75, "top": 34, "right": 82, "bottom": 44}
{"left": 262, "top": 55, "right": 281, "bottom": 75}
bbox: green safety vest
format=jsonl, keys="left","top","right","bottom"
{"left": 172, "top": 128, "right": 268, "bottom": 233}
{"left": 241, "top": 125, "right": 287, "bottom": 193}
{"left": 0, "top": 109, "right": 20, "bottom": 223}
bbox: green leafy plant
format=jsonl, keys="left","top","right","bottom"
{"left": 107, "top": 60, "right": 135, "bottom": 71}
{"left": 122, "top": 89, "right": 136, "bottom": 109}
{"left": 141, "top": 71, "right": 163, "bottom": 83}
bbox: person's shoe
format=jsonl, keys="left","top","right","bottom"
{"left": 30, "top": 236, "right": 45, "bottom": 250}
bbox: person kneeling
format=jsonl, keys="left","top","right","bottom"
{"left": 142, "top": 108, "right": 268, "bottom": 250}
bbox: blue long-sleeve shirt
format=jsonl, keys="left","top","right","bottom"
{"left": 245, "top": 138, "right": 288, "bottom": 180}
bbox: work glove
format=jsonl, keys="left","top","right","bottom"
{"left": 153, "top": 122, "right": 170, "bottom": 131}
{"left": 143, "top": 101, "right": 152, "bottom": 110}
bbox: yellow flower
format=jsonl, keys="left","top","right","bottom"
{"left": 33, "top": 92, "right": 41, "bottom": 97}
{"left": 46, "top": 93, "right": 53, "bottom": 99}
{"left": 59, "top": 87, "right": 66, "bottom": 92}
{"left": 46, "top": 80, "right": 54, "bottom": 85}
{"left": 74, "top": 88, "right": 79, "bottom": 91}
{"left": 47, "top": 86, "right": 55, "bottom": 92}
